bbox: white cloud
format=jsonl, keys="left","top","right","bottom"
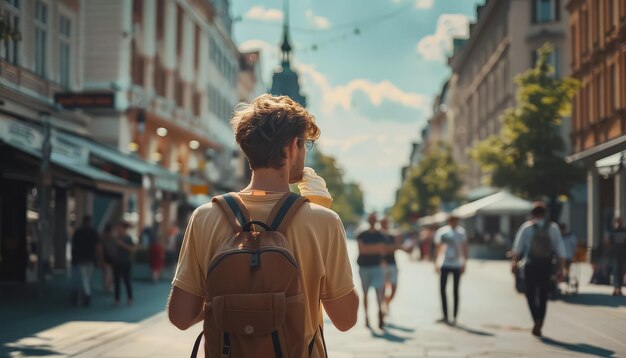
{"left": 295, "top": 63, "right": 429, "bottom": 210}
{"left": 416, "top": 14, "right": 470, "bottom": 62}
{"left": 298, "top": 63, "right": 429, "bottom": 114}
{"left": 392, "top": 0, "right": 434, "bottom": 9}
{"left": 244, "top": 6, "right": 283, "bottom": 22}
{"left": 305, "top": 9, "right": 331, "bottom": 29}
{"left": 415, "top": 0, "right": 434, "bottom": 9}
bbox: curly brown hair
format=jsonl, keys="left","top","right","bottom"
{"left": 231, "top": 94, "right": 321, "bottom": 170}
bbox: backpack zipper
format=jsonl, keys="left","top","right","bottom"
{"left": 208, "top": 247, "right": 298, "bottom": 273}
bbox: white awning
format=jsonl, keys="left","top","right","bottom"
{"left": 452, "top": 191, "right": 532, "bottom": 219}
{"left": 418, "top": 211, "right": 449, "bottom": 226}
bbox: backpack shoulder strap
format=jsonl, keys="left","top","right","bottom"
{"left": 266, "top": 192, "right": 309, "bottom": 234}
{"left": 212, "top": 192, "right": 251, "bottom": 232}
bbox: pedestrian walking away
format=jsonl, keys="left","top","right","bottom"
{"left": 607, "top": 217, "right": 626, "bottom": 296}
{"left": 511, "top": 202, "right": 566, "bottom": 337}
{"left": 380, "top": 216, "right": 401, "bottom": 315}
{"left": 142, "top": 225, "right": 164, "bottom": 283}
{"left": 357, "top": 213, "right": 387, "bottom": 329}
{"left": 434, "top": 214, "right": 468, "bottom": 325}
{"left": 99, "top": 223, "right": 117, "bottom": 294}
{"left": 167, "top": 94, "right": 358, "bottom": 358}
{"left": 113, "top": 221, "right": 136, "bottom": 306}
{"left": 71, "top": 215, "right": 99, "bottom": 307}
{"left": 559, "top": 223, "right": 579, "bottom": 294}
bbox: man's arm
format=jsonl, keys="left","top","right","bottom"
{"left": 168, "top": 286, "right": 205, "bottom": 330}
{"left": 322, "top": 289, "right": 359, "bottom": 332}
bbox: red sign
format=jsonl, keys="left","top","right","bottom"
{"left": 55, "top": 92, "right": 115, "bottom": 109}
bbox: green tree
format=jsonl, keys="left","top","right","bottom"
{"left": 391, "top": 143, "right": 463, "bottom": 226}
{"left": 471, "top": 43, "right": 583, "bottom": 221}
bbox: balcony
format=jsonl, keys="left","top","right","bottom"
{"left": 0, "top": 59, "right": 63, "bottom": 99}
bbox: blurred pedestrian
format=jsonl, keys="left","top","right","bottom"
{"left": 357, "top": 213, "right": 387, "bottom": 329}
{"left": 559, "top": 223, "right": 577, "bottom": 289}
{"left": 511, "top": 202, "right": 566, "bottom": 337}
{"left": 434, "top": 214, "right": 468, "bottom": 325}
{"left": 142, "top": 225, "right": 163, "bottom": 283}
{"left": 608, "top": 217, "right": 626, "bottom": 296}
{"left": 113, "top": 221, "right": 136, "bottom": 306}
{"left": 380, "top": 217, "right": 401, "bottom": 315}
{"left": 99, "top": 223, "right": 116, "bottom": 293}
{"left": 419, "top": 224, "right": 436, "bottom": 261}
{"left": 71, "top": 215, "right": 99, "bottom": 307}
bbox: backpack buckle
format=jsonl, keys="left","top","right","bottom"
{"left": 250, "top": 251, "right": 260, "bottom": 268}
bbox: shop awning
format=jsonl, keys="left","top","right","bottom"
{"left": 417, "top": 211, "right": 449, "bottom": 226}
{"left": 566, "top": 136, "right": 626, "bottom": 165}
{"left": 452, "top": 191, "right": 532, "bottom": 219}
{"left": 1, "top": 139, "right": 132, "bottom": 190}
{"left": 59, "top": 133, "right": 180, "bottom": 192}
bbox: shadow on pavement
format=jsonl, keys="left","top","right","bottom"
{"left": 383, "top": 323, "right": 416, "bottom": 333}
{"left": 561, "top": 293, "right": 626, "bottom": 308}
{"left": 541, "top": 337, "right": 615, "bottom": 357}
{"left": 2, "top": 345, "right": 62, "bottom": 357}
{"left": 450, "top": 324, "right": 495, "bottom": 337}
{"left": 370, "top": 328, "right": 410, "bottom": 343}
{"left": 0, "top": 265, "right": 172, "bottom": 354}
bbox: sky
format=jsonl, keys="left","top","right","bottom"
{"left": 230, "top": 0, "right": 484, "bottom": 212}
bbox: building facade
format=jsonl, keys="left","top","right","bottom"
{"left": 567, "top": 0, "right": 626, "bottom": 256}
{"left": 0, "top": 0, "right": 256, "bottom": 282}
{"left": 449, "top": 0, "right": 572, "bottom": 194}
{"left": 81, "top": 0, "right": 243, "bottom": 235}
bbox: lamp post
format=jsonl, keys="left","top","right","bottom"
{"left": 37, "top": 112, "right": 52, "bottom": 297}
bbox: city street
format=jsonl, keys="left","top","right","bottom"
{"left": 2, "top": 241, "right": 626, "bottom": 358}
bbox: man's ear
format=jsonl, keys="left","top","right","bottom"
{"left": 289, "top": 137, "right": 299, "bottom": 159}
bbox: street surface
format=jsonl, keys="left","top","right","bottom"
{"left": 2, "top": 241, "right": 626, "bottom": 357}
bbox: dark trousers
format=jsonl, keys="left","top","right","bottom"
{"left": 113, "top": 263, "right": 133, "bottom": 301}
{"left": 524, "top": 260, "right": 552, "bottom": 324}
{"left": 440, "top": 267, "right": 461, "bottom": 320}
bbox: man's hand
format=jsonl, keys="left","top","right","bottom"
{"left": 511, "top": 261, "right": 518, "bottom": 274}
{"left": 435, "top": 265, "right": 440, "bottom": 274}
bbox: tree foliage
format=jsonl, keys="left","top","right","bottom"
{"left": 391, "top": 143, "right": 463, "bottom": 226}
{"left": 470, "top": 43, "right": 584, "bottom": 219}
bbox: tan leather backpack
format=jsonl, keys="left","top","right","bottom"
{"left": 191, "top": 192, "right": 320, "bottom": 358}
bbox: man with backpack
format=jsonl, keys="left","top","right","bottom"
{"left": 511, "top": 202, "right": 566, "bottom": 337}
{"left": 167, "top": 94, "right": 358, "bottom": 357}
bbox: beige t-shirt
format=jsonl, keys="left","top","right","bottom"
{"left": 172, "top": 192, "right": 355, "bottom": 355}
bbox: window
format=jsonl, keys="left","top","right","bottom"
{"left": 532, "top": 46, "right": 560, "bottom": 77}
{"left": 3, "top": 0, "right": 20, "bottom": 65}
{"left": 34, "top": 0, "right": 48, "bottom": 77}
{"left": 595, "top": 73, "right": 602, "bottom": 120}
{"left": 533, "top": 0, "right": 559, "bottom": 23}
{"left": 59, "top": 15, "right": 71, "bottom": 88}
{"left": 609, "top": 64, "right": 616, "bottom": 112}
{"left": 594, "top": 0, "right": 600, "bottom": 45}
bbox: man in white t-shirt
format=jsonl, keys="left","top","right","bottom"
{"left": 434, "top": 214, "right": 468, "bottom": 325}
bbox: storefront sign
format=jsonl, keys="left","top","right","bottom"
{"left": 54, "top": 92, "right": 115, "bottom": 109}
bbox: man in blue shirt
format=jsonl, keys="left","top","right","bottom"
{"left": 512, "top": 202, "right": 566, "bottom": 337}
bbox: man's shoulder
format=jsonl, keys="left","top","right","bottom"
{"left": 296, "top": 201, "right": 341, "bottom": 223}
{"left": 436, "top": 225, "right": 450, "bottom": 234}
{"left": 519, "top": 221, "right": 534, "bottom": 231}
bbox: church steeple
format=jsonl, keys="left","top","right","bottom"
{"left": 270, "top": 0, "right": 306, "bottom": 107}
{"left": 280, "top": 0, "right": 292, "bottom": 65}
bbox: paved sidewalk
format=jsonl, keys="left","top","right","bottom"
{"left": 3, "top": 241, "right": 626, "bottom": 357}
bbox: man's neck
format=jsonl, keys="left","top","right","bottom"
{"left": 244, "top": 168, "right": 291, "bottom": 193}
